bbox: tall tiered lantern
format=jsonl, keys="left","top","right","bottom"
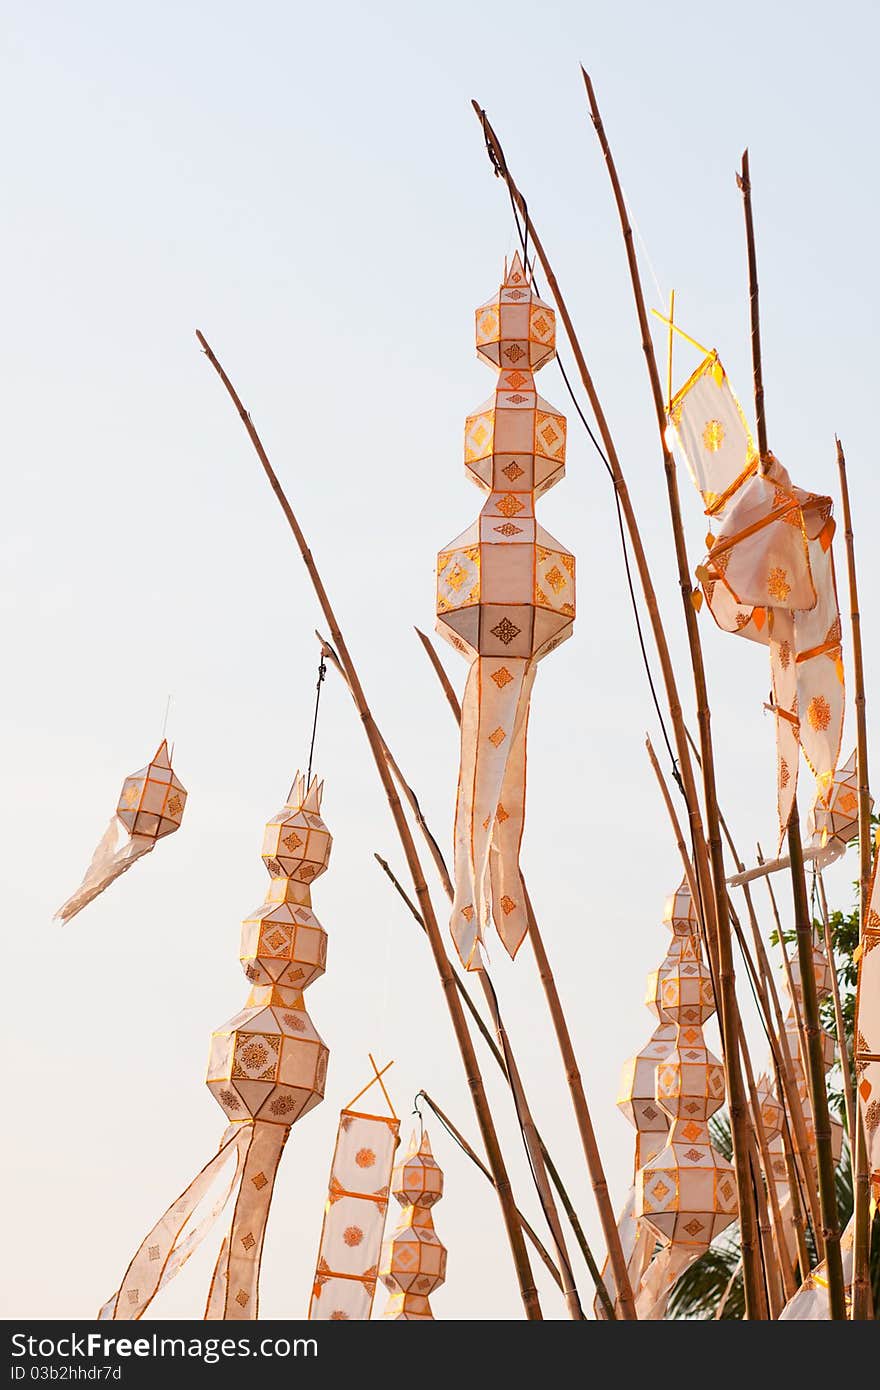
{"left": 634, "top": 932, "right": 738, "bottom": 1316}
{"left": 99, "top": 771, "right": 331, "bottom": 1320}
{"left": 437, "top": 252, "right": 575, "bottom": 969}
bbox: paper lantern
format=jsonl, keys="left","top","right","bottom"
{"left": 100, "top": 770, "right": 332, "bottom": 1321}
{"left": 380, "top": 1130, "right": 447, "bottom": 1319}
{"left": 601, "top": 879, "right": 709, "bottom": 1318}
{"left": 56, "top": 739, "right": 186, "bottom": 923}
{"left": 671, "top": 355, "right": 843, "bottom": 846}
{"left": 309, "top": 1083, "right": 400, "bottom": 1321}
{"left": 636, "top": 935, "right": 737, "bottom": 1250}
{"left": 807, "top": 750, "right": 871, "bottom": 863}
{"left": 436, "top": 252, "right": 575, "bottom": 969}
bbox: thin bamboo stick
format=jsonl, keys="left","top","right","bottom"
{"left": 646, "top": 737, "right": 793, "bottom": 1304}
{"left": 319, "top": 639, "right": 584, "bottom": 1318}
{"left": 736, "top": 152, "right": 846, "bottom": 1319}
{"left": 319, "top": 633, "right": 455, "bottom": 899}
{"left": 740, "top": 1028, "right": 792, "bottom": 1309}
{"left": 582, "top": 69, "right": 763, "bottom": 1316}
{"left": 473, "top": 98, "right": 743, "bottom": 1313}
{"left": 197, "top": 332, "right": 542, "bottom": 1320}
{"left": 836, "top": 435, "right": 873, "bottom": 1320}
{"left": 759, "top": 846, "right": 810, "bottom": 1092}
{"left": 816, "top": 868, "right": 857, "bottom": 1143}
{"left": 684, "top": 727, "right": 822, "bottom": 1241}
{"left": 416, "top": 1091, "right": 564, "bottom": 1292}
{"left": 414, "top": 627, "right": 635, "bottom": 1317}
{"left": 374, "top": 852, "right": 615, "bottom": 1316}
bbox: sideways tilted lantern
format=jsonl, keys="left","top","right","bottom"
{"left": 100, "top": 772, "right": 331, "bottom": 1320}
{"left": 436, "top": 252, "right": 575, "bottom": 968}
{"left": 807, "top": 749, "right": 872, "bottom": 866}
{"left": 669, "top": 352, "right": 843, "bottom": 846}
{"left": 380, "top": 1129, "right": 447, "bottom": 1319}
{"left": 635, "top": 927, "right": 737, "bottom": 1315}
{"left": 56, "top": 740, "right": 187, "bottom": 923}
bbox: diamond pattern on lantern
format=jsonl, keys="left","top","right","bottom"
{"left": 116, "top": 739, "right": 188, "bottom": 843}
{"left": 474, "top": 252, "right": 557, "bottom": 372}
{"left": 633, "top": 887, "right": 737, "bottom": 1258}
{"left": 437, "top": 252, "right": 575, "bottom": 969}
{"left": 261, "top": 775, "right": 332, "bottom": 884}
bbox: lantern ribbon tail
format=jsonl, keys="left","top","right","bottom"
{"left": 55, "top": 819, "right": 155, "bottom": 924}
{"left": 593, "top": 1186, "right": 655, "bottom": 1319}
{"left": 209, "top": 1121, "right": 291, "bottom": 1320}
{"left": 634, "top": 1243, "right": 700, "bottom": 1320}
{"left": 450, "top": 658, "right": 535, "bottom": 969}
{"left": 99, "top": 1124, "right": 249, "bottom": 1320}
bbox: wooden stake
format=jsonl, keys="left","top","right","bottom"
{"left": 736, "top": 152, "right": 846, "bottom": 1318}
{"left": 197, "top": 333, "right": 543, "bottom": 1320}
{"left": 581, "top": 69, "right": 763, "bottom": 1317}
{"left": 836, "top": 436, "right": 873, "bottom": 1320}
{"left": 415, "top": 626, "right": 636, "bottom": 1316}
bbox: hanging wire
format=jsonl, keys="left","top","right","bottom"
{"left": 412, "top": 1093, "right": 425, "bottom": 1141}
{"left": 306, "top": 655, "right": 327, "bottom": 786}
{"left": 480, "top": 123, "right": 683, "bottom": 793}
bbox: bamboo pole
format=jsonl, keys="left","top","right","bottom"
{"left": 414, "top": 626, "right": 637, "bottom": 1317}
{"left": 470, "top": 98, "right": 742, "bottom": 1316}
{"left": 736, "top": 152, "right": 846, "bottom": 1318}
{"left": 684, "top": 727, "right": 822, "bottom": 1242}
{"left": 318, "top": 638, "right": 584, "bottom": 1318}
{"left": 725, "top": 888, "right": 816, "bottom": 1273}
{"left": 582, "top": 69, "right": 763, "bottom": 1316}
{"left": 647, "top": 737, "right": 792, "bottom": 1306}
{"left": 759, "top": 846, "right": 810, "bottom": 1092}
{"left": 740, "top": 1028, "right": 793, "bottom": 1309}
{"left": 196, "top": 333, "right": 542, "bottom": 1320}
{"left": 647, "top": 737, "right": 794, "bottom": 1304}
{"left": 836, "top": 436, "right": 873, "bottom": 1320}
{"left": 375, "top": 852, "right": 615, "bottom": 1316}
{"left": 416, "top": 1091, "right": 564, "bottom": 1292}
{"left": 815, "top": 869, "right": 857, "bottom": 1143}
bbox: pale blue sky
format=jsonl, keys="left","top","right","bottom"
{"left": 3, "top": 0, "right": 877, "bottom": 1320}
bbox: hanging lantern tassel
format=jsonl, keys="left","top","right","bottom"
{"left": 55, "top": 740, "right": 187, "bottom": 923}
{"left": 437, "top": 253, "right": 575, "bottom": 970}
{"left": 380, "top": 1128, "right": 448, "bottom": 1319}
{"left": 100, "top": 771, "right": 332, "bottom": 1319}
